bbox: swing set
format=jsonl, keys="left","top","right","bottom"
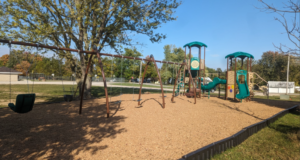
{"left": 1, "top": 39, "right": 192, "bottom": 118}
{"left": 6, "top": 41, "right": 77, "bottom": 113}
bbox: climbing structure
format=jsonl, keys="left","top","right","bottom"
{"left": 225, "top": 52, "right": 254, "bottom": 101}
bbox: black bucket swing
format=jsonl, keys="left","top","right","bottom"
{"left": 8, "top": 41, "right": 36, "bottom": 113}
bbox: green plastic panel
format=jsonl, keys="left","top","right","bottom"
{"left": 236, "top": 70, "right": 250, "bottom": 100}
{"left": 225, "top": 52, "right": 254, "bottom": 59}
{"left": 183, "top": 41, "right": 207, "bottom": 48}
{"left": 190, "top": 57, "right": 199, "bottom": 70}
{"left": 201, "top": 77, "right": 227, "bottom": 91}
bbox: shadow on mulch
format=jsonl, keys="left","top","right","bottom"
{"left": 138, "top": 98, "right": 164, "bottom": 109}
{"left": 0, "top": 100, "right": 127, "bottom": 159}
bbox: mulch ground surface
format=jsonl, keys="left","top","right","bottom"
{"left": 0, "top": 93, "right": 298, "bottom": 160}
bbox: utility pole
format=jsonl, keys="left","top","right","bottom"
{"left": 286, "top": 52, "right": 290, "bottom": 95}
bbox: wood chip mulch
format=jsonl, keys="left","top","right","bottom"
{"left": 0, "top": 93, "right": 298, "bottom": 160}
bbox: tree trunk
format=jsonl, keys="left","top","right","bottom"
{"left": 86, "top": 75, "right": 92, "bottom": 99}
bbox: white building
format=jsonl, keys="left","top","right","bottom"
{"left": 268, "top": 81, "right": 295, "bottom": 94}
{"left": 0, "top": 67, "right": 22, "bottom": 82}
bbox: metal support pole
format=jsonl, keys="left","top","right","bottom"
{"left": 96, "top": 53, "right": 110, "bottom": 118}
{"left": 139, "top": 60, "right": 142, "bottom": 84}
{"left": 152, "top": 56, "right": 166, "bottom": 108}
{"left": 234, "top": 58, "right": 237, "bottom": 100}
{"left": 183, "top": 47, "right": 187, "bottom": 96}
{"left": 286, "top": 52, "right": 290, "bottom": 95}
{"left": 247, "top": 57, "right": 249, "bottom": 102}
{"left": 188, "top": 47, "right": 191, "bottom": 92}
{"left": 199, "top": 47, "right": 202, "bottom": 98}
{"left": 218, "top": 72, "right": 220, "bottom": 98}
{"left": 204, "top": 47, "right": 206, "bottom": 86}
{"left": 226, "top": 57, "right": 228, "bottom": 100}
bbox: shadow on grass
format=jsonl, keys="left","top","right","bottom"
{"left": 0, "top": 99, "right": 127, "bottom": 159}
{"left": 269, "top": 109, "right": 300, "bottom": 135}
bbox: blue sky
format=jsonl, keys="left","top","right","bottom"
{"left": 0, "top": 0, "right": 296, "bottom": 70}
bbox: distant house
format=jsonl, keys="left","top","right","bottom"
{"left": 0, "top": 67, "right": 22, "bottom": 82}
{"left": 268, "top": 81, "right": 295, "bottom": 94}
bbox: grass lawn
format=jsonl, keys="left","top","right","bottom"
{"left": 111, "top": 82, "right": 174, "bottom": 89}
{"left": 254, "top": 95, "right": 300, "bottom": 102}
{"left": 212, "top": 109, "right": 300, "bottom": 160}
{"left": 0, "top": 84, "right": 171, "bottom": 108}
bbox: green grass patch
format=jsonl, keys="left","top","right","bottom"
{"left": 0, "top": 84, "right": 171, "bottom": 108}
{"left": 111, "top": 82, "right": 174, "bottom": 89}
{"left": 212, "top": 109, "right": 300, "bottom": 160}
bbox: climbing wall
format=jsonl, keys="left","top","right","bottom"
{"left": 200, "top": 59, "right": 205, "bottom": 70}
{"left": 226, "top": 71, "right": 235, "bottom": 98}
{"left": 248, "top": 72, "right": 254, "bottom": 91}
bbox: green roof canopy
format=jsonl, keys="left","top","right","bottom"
{"left": 183, "top": 41, "right": 207, "bottom": 48}
{"left": 225, "top": 52, "right": 254, "bottom": 59}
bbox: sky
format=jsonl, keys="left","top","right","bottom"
{"left": 0, "top": 0, "right": 297, "bottom": 70}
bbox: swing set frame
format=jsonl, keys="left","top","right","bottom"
{"left": 1, "top": 39, "right": 197, "bottom": 118}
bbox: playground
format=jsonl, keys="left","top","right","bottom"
{"left": 0, "top": 40, "right": 299, "bottom": 159}
{"left": 0, "top": 93, "right": 298, "bottom": 159}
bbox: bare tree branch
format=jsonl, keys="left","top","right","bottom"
{"left": 258, "top": 0, "right": 300, "bottom": 55}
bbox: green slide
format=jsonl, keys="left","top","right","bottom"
{"left": 201, "top": 77, "right": 226, "bottom": 91}
{"left": 236, "top": 70, "right": 250, "bottom": 100}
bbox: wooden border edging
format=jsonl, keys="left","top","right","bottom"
{"left": 180, "top": 104, "right": 300, "bottom": 160}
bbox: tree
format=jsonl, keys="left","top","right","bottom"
{"left": 143, "top": 56, "right": 158, "bottom": 82}
{"left": 94, "top": 57, "right": 114, "bottom": 78}
{"left": 114, "top": 47, "right": 143, "bottom": 80}
{"left": 216, "top": 68, "right": 222, "bottom": 73}
{"left": 161, "top": 45, "right": 185, "bottom": 83}
{"left": 258, "top": 0, "right": 300, "bottom": 55}
{"left": 252, "top": 50, "right": 300, "bottom": 85}
{"left": 0, "top": 0, "right": 181, "bottom": 98}
{"left": 0, "top": 54, "right": 9, "bottom": 66}
{"left": 14, "top": 61, "right": 31, "bottom": 76}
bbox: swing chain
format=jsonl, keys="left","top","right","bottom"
{"left": 132, "top": 57, "right": 136, "bottom": 100}
{"left": 110, "top": 55, "right": 114, "bottom": 102}
{"left": 9, "top": 40, "right": 12, "bottom": 103}
{"left": 120, "top": 55, "right": 124, "bottom": 101}
{"left": 31, "top": 44, "right": 40, "bottom": 93}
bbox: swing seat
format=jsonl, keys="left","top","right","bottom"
{"left": 136, "top": 99, "right": 142, "bottom": 102}
{"left": 64, "top": 95, "right": 73, "bottom": 102}
{"left": 8, "top": 94, "right": 36, "bottom": 113}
